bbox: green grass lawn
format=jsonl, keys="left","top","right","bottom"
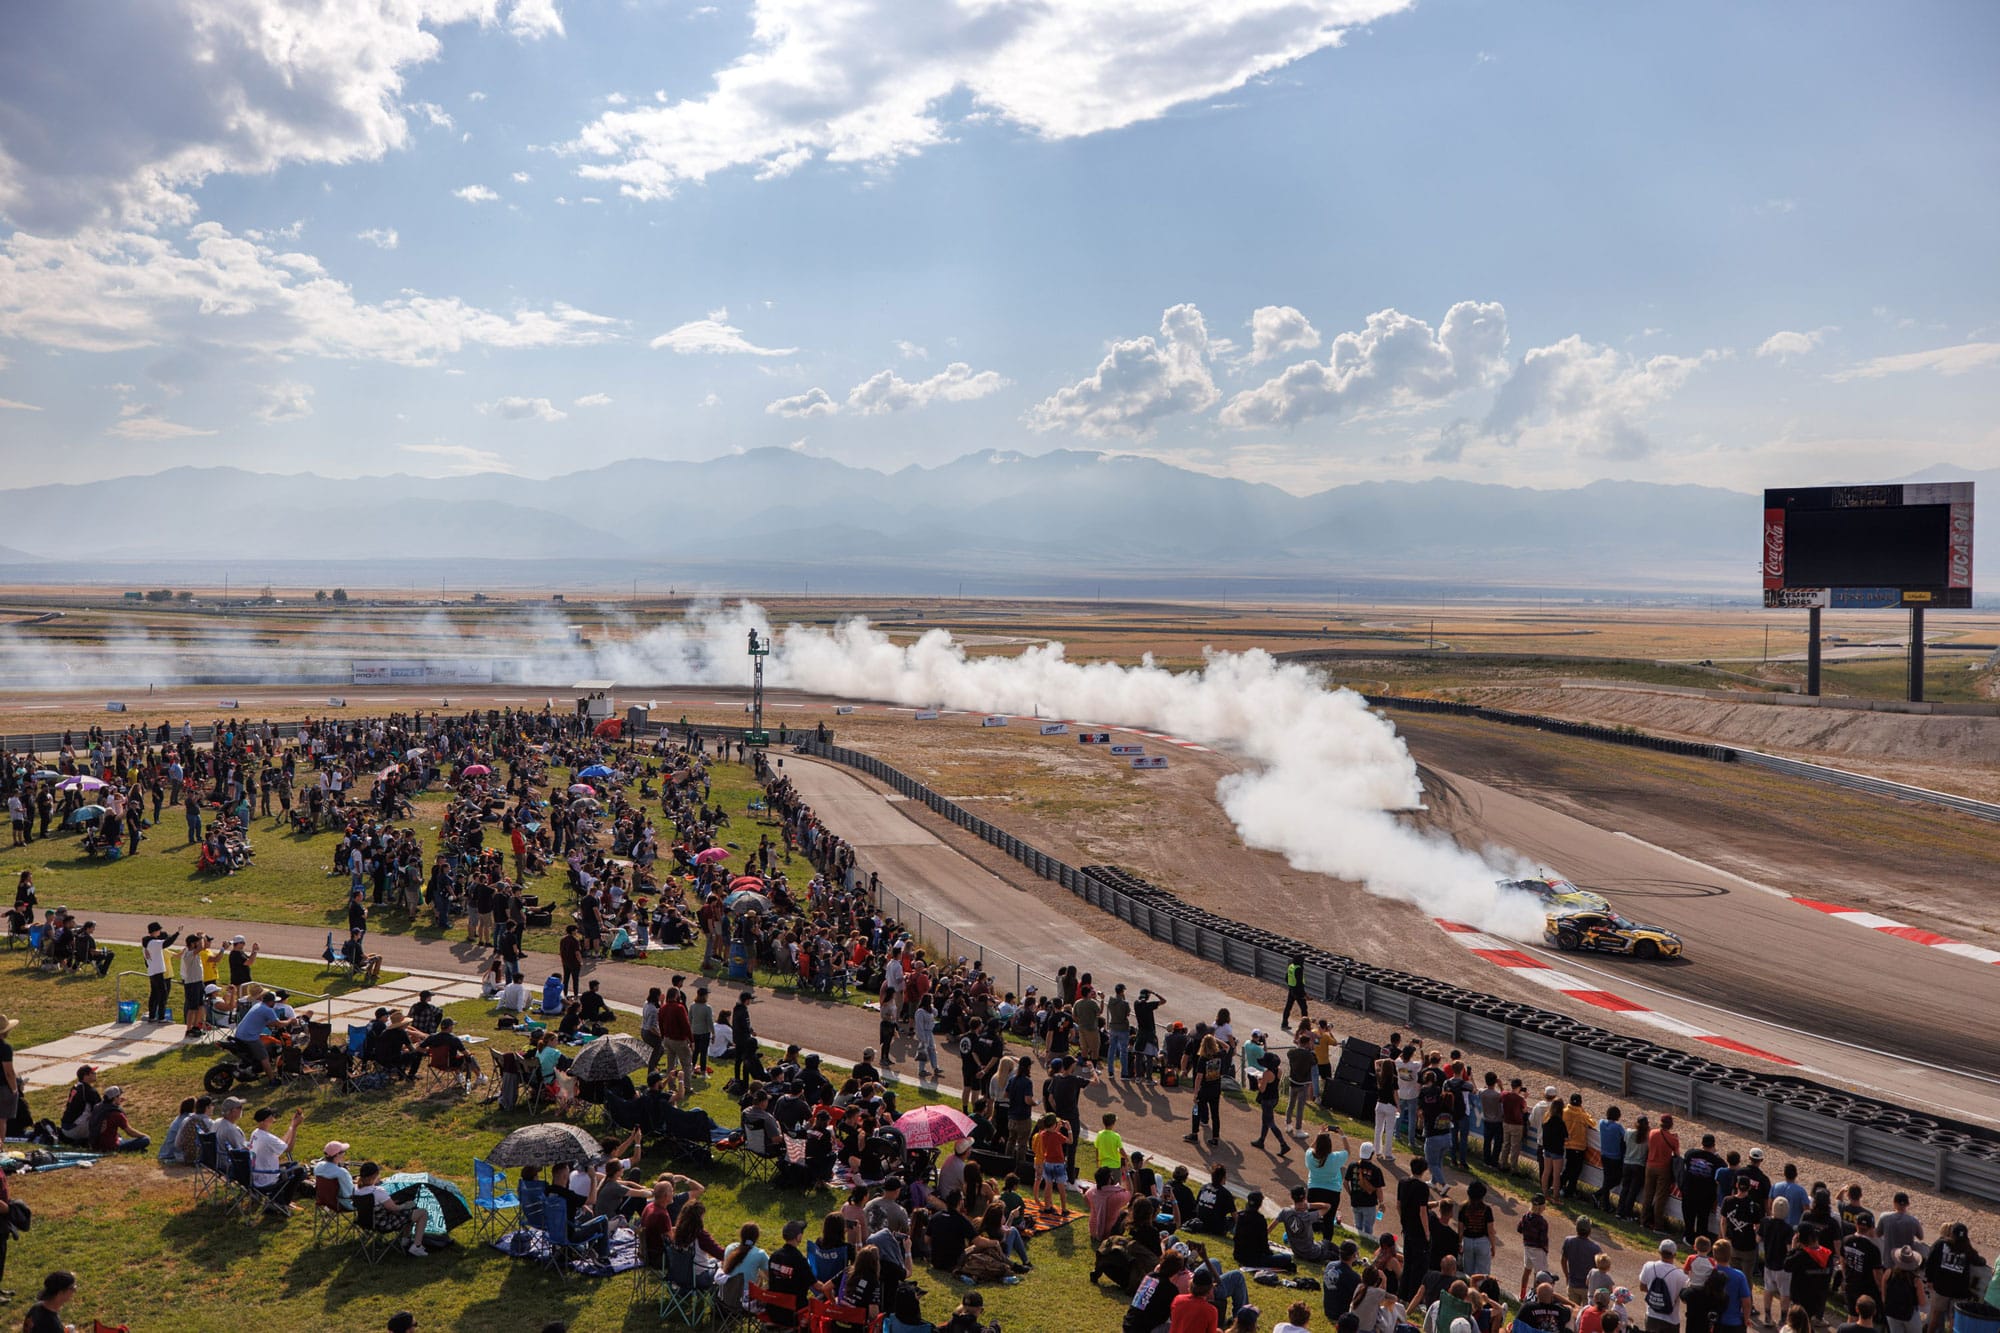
{"left": 1, "top": 951, "right": 402, "bottom": 1050}
{"left": 2, "top": 997, "right": 1114, "bottom": 1333}
{"left": 0, "top": 755, "right": 786, "bottom": 963}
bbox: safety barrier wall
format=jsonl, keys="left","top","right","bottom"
{"left": 1358, "top": 694, "right": 2000, "bottom": 824}
{"left": 797, "top": 740, "right": 2000, "bottom": 1202}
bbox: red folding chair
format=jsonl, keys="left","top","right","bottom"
{"left": 749, "top": 1282, "right": 801, "bottom": 1329}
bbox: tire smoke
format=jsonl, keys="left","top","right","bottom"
{"left": 596, "top": 603, "right": 1545, "bottom": 938}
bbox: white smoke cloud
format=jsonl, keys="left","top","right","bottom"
{"left": 588, "top": 604, "right": 1545, "bottom": 937}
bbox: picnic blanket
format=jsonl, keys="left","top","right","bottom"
{"left": 1014, "top": 1199, "right": 1083, "bottom": 1239}
{"left": 489, "top": 1226, "right": 640, "bottom": 1276}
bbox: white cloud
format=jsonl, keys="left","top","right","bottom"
{"left": 1756, "top": 328, "right": 1830, "bottom": 361}
{"left": 895, "top": 340, "right": 928, "bottom": 360}
{"left": 400, "top": 442, "right": 519, "bottom": 475}
{"left": 572, "top": 392, "right": 612, "bottom": 407}
{"left": 507, "top": 0, "right": 564, "bottom": 39}
{"left": 650, "top": 309, "right": 795, "bottom": 356}
{"left": 254, "top": 380, "right": 313, "bottom": 423}
{"left": 0, "top": 1, "right": 520, "bottom": 234}
{"left": 467, "top": 90, "right": 488, "bottom": 102}
{"left": 1222, "top": 302, "right": 1507, "bottom": 428}
{"left": 605, "top": 92, "right": 629, "bottom": 106}
{"left": 570, "top": 0, "right": 1415, "bottom": 200}
{"left": 1244, "top": 305, "right": 1321, "bottom": 364}
{"left": 412, "top": 101, "right": 455, "bottom": 130}
{"left": 108, "top": 404, "right": 216, "bottom": 439}
{"left": 1471, "top": 335, "right": 1716, "bottom": 460}
{"left": 1829, "top": 341, "right": 2000, "bottom": 382}
{"left": 1028, "top": 304, "right": 1218, "bottom": 439}
{"left": 700, "top": 392, "right": 720, "bottom": 408}
{"left": 355, "top": 226, "right": 400, "bottom": 249}
{"left": 453, "top": 184, "right": 500, "bottom": 203}
{"left": 0, "top": 223, "right": 620, "bottom": 365}
{"left": 480, "top": 395, "right": 567, "bottom": 422}
{"left": 845, "top": 361, "right": 1007, "bottom": 415}
{"left": 766, "top": 386, "right": 837, "bottom": 418}
{"left": 0, "top": 396, "right": 42, "bottom": 412}
{"left": 511, "top": 171, "right": 532, "bottom": 184}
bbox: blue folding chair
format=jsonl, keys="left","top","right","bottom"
{"left": 539, "top": 1197, "right": 583, "bottom": 1281}
{"left": 472, "top": 1158, "right": 519, "bottom": 1240}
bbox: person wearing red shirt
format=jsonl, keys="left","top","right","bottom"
{"left": 1170, "top": 1268, "right": 1222, "bottom": 1333}
{"left": 1642, "top": 1113, "right": 1682, "bottom": 1231}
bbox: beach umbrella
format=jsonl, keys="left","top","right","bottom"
{"left": 385, "top": 1172, "right": 473, "bottom": 1236}
{"left": 570, "top": 797, "right": 600, "bottom": 812}
{"left": 68, "top": 805, "right": 106, "bottom": 824}
{"left": 592, "top": 719, "right": 623, "bottom": 740}
{"left": 377, "top": 764, "right": 401, "bottom": 780}
{"left": 487, "top": 1121, "right": 605, "bottom": 1168}
{"left": 894, "top": 1105, "right": 976, "bottom": 1150}
{"left": 463, "top": 763, "right": 492, "bottom": 777}
{"left": 693, "top": 846, "right": 729, "bottom": 866}
{"left": 31, "top": 770, "right": 61, "bottom": 781}
{"left": 723, "top": 889, "right": 772, "bottom": 915}
{"left": 567, "top": 1034, "right": 649, "bottom": 1082}
{"left": 728, "top": 874, "right": 764, "bottom": 892}
{"left": 58, "top": 775, "right": 107, "bottom": 792}
{"left": 568, "top": 783, "right": 595, "bottom": 796}
{"left": 577, "top": 764, "right": 615, "bottom": 780}
{"left": 405, "top": 747, "right": 428, "bottom": 760}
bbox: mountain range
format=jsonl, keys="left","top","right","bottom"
{"left": 0, "top": 451, "right": 1989, "bottom": 596}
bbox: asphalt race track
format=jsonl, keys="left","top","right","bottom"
{"left": 7, "top": 679, "right": 1998, "bottom": 1123}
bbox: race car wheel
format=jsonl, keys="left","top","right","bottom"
{"left": 1634, "top": 940, "right": 1660, "bottom": 960}
{"left": 1555, "top": 930, "right": 1581, "bottom": 952}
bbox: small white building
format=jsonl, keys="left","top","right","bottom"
{"left": 572, "top": 680, "right": 615, "bottom": 722}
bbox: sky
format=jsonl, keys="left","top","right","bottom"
{"left": 0, "top": 0, "right": 1997, "bottom": 495}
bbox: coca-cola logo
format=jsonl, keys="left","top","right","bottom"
{"left": 1763, "top": 520, "right": 1784, "bottom": 577}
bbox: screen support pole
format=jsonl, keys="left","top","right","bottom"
{"left": 1907, "top": 607, "right": 1926, "bottom": 703}
{"left": 1806, "top": 606, "right": 1822, "bottom": 697}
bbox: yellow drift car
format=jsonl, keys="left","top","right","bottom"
{"left": 1544, "top": 908, "right": 1684, "bottom": 960}
{"left": 1499, "top": 873, "right": 1612, "bottom": 914}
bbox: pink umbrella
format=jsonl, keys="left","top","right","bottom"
{"left": 729, "top": 874, "right": 764, "bottom": 891}
{"left": 462, "top": 763, "right": 491, "bottom": 777}
{"left": 568, "top": 783, "right": 595, "bottom": 796}
{"left": 894, "top": 1104, "right": 975, "bottom": 1150}
{"left": 694, "top": 846, "right": 730, "bottom": 866}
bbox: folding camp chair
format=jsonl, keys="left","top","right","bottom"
{"left": 223, "top": 1147, "right": 293, "bottom": 1225}
{"left": 662, "top": 1241, "right": 719, "bottom": 1328}
{"left": 192, "top": 1129, "right": 225, "bottom": 1202}
{"left": 423, "top": 1045, "right": 473, "bottom": 1096}
{"left": 538, "top": 1196, "right": 585, "bottom": 1282}
{"left": 350, "top": 1191, "right": 397, "bottom": 1263}
{"left": 471, "top": 1158, "right": 519, "bottom": 1241}
{"left": 750, "top": 1282, "right": 803, "bottom": 1331}
{"left": 310, "top": 1174, "right": 355, "bottom": 1246}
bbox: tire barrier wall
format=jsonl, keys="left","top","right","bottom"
{"left": 1358, "top": 694, "right": 2000, "bottom": 824}
{"left": 796, "top": 741, "right": 2000, "bottom": 1204}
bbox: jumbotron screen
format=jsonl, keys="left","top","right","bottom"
{"left": 1762, "top": 483, "right": 1974, "bottom": 609}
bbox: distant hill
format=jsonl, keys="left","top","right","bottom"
{"left": 0, "top": 449, "right": 1986, "bottom": 594}
{"left": 0, "top": 544, "right": 41, "bottom": 564}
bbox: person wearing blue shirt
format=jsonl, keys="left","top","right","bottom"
{"left": 1770, "top": 1164, "right": 1809, "bottom": 1228}
{"left": 1711, "top": 1241, "right": 1755, "bottom": 1333}
{"left": 1594, "top": 1107, "right": 1624, "bottom": 1211}
{"left": 231, "top": 997, "right": 282, "bottom": 1075}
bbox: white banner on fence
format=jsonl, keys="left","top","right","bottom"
{"left": 1131, "top": 755, "right": 1169, "bottom": 770}
{"left": 327, "top": 697, "right": 347, "bottom": 708}
{"left": 351, "top": 659, "right": 495, "bottom": 686}
{"left": 981, "top": 715, "right": 1008, "bottom": 727}
{"left": 1039, "top": 722, "right": 1068, "bottom": 735}
{"left": 105, "top": 701, "right": 126, "bottom": 712}
{"left": 217, "top": 699, "right": 239, "bottom": 709}
{"left": 914, "top": 710, "right": 940, "bottom": 721}
{"left": 834, "top": 705, "right": 855, "bottom": 715}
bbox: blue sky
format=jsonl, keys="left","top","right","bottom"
{"left": 1, "top": 0, "right": 1996, "bottom": 493}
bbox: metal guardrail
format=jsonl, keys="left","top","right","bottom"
{"left": 111, "top": 960, "right": 339, "bottom": 1022}
{"left": 1728, "top": 749, "right": 2000, "bottom": 824}
{"left": 1360, "top": 693, "right": 2000, "bottom": 824}
{"left": 797, "top": 740, "right": 2000, "bottom": 1203}
{"left": 867, "top": 880, "right": 1059, "bottom": 1001}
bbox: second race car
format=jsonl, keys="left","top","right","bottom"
{"left": 1499, "top": 873, "right": 1612, "bottom": 915}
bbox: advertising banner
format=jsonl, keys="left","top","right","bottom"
{"left": 1762, "top": 506, "right": 1786, "bottom": 589}
{"left": 1131, "top": 756, "right": 1169, "bottom": 770}
{"left": 1762, "top": 587, "right": 1828, "bottom": 609}
{"left": 351, "top": 660, "right": 496, "bottom": 686}
{"left": 1109, "top": 744, "right": 1144, "bottom": 756}
{"left": 980, "top": 715, "right": 1008, "bottom": 727}
{"left": 914, "top": 710, "right": 939, "bottom": 720}
{"left": 1949, "top": 502, "right": 1974, "bottom": 589}
{"left": 1078, "top": 732, "right": 1111, "bottom": 744}
{"left": 1039, "top": 723, "right": 1068, "bottom": 735}
{"left": 834, "top": 705, "right": 855, "bottom": 715}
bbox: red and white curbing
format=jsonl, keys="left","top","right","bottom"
{"left": 1789, "top": 897, "right": 2000, "bottom": 964}
{"left": 1431, "top": 919, "right": 1799, "bottom": 1067}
